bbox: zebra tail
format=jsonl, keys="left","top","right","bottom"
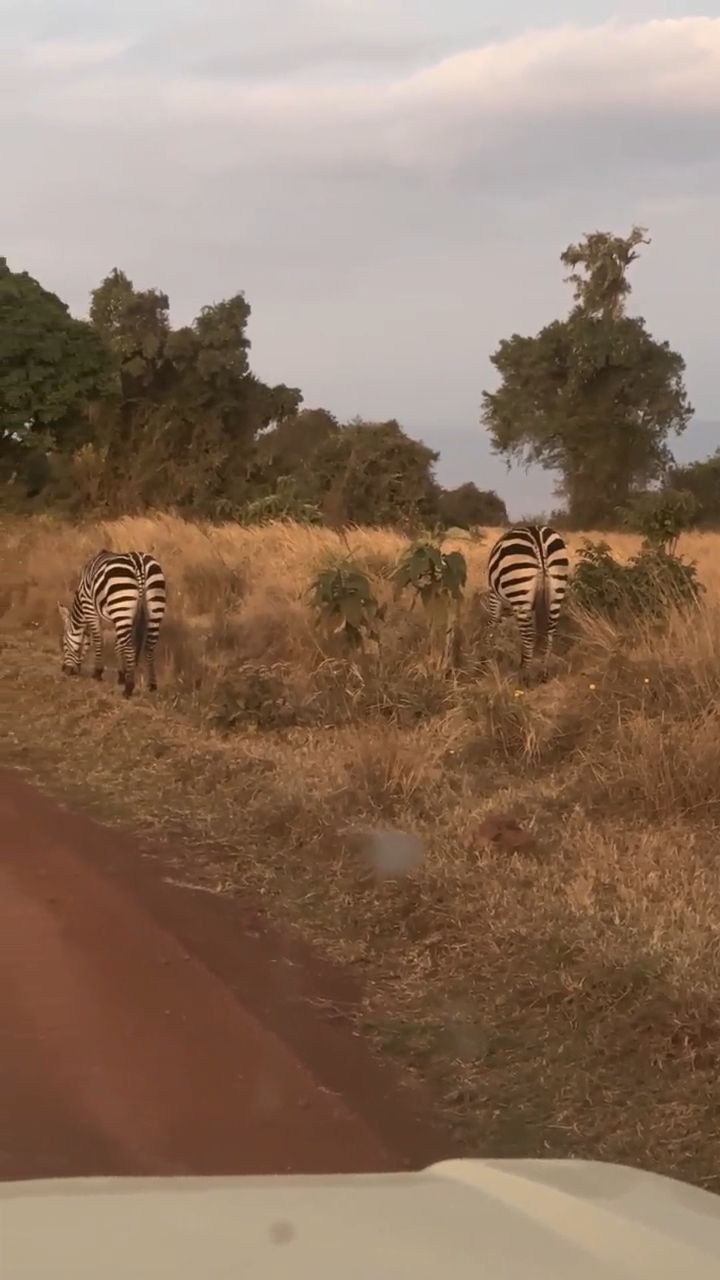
{"left": 131, "top": 592, "right": 148, "bottom": 661}
{"left": 532, "top": 569, "right": 550, "bottom": 645}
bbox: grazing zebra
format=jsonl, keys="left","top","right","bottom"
{"left": 487, "top": 525, "right": 570, "bottom": 674}
{"left": 58, "top": 550, "right": 166, "bottom": 698}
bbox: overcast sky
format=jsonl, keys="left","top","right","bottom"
{"left": 3, "top": 2, "right": 720, "bottom": 514}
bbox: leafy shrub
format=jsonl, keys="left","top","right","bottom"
{"left": 392, "top": 543, "right": 467, "bottom": 621}
{"left": 571, "top": 542, "right": 629, "bottom": 616}
{"left": 392, "top": 542, "right": 467, "bottom": 667}
{"left": 309, "top": 561, "right": 383, "bottom": 648}
{"left": 621, "top": 488, "right": 699, "bottom": 554}
{"left": 572, "top": 539, "right": 703, "bottom": 620}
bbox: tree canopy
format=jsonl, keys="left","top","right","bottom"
{"left": 305, "top": 418, "right": 442, "bottom": 528}
{"left": 3, "top": 258, "right": 511, "bottom": 526}
{"left": 668, "top": 453, "right": 720, "bottom": 526}
{"left": 438, "top": 482, "right": 508, "bottom": 529}
{"left": 0, "top": 258, "right": 111, "bottom": 481}
{"left": 71, "top": 269, "right": 302, "bottom": 512}
{"left": 4, "top": 236, "right": 709, "bottom": 531}
{"left": 481, "top": 227, "right": 693, "bottom": 526}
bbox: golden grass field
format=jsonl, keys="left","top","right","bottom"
{"left": 2, "top": 513, "right": 720, "bottom": 1185}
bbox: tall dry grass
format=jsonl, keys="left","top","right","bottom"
{"left": 3, "top": 511, "right": 720, "bottom": 1186}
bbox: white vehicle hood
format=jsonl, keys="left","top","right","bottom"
{"left": 3, "top": 1158, "right": 720, "bottom": 1278}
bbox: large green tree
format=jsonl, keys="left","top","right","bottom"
{"left": 84, "top": 269, "right": 301, "bottom": 511}
{"left": 481, "top": 228, "right": 692, "bottom": 526}
{"left": 0, "top": 257, "right": 110, "bottom": 480}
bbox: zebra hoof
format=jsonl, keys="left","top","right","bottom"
{"left": 92, "top": 668, "right": 104, "bottom": 681}
{"left": 123, "top": 684, "right": 134, "bottom": 699}
{"left": 117, "top": 671, "right": 126, "bottom": 687}
{"left": 148, "top": 682, "right": 157, "bottom": 693}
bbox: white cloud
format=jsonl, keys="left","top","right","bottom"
{"left": 21, "top": 37, "right": 129, "bottom": 71}
{"left": 7, "top": 17, "right": 720, "bottom": 178}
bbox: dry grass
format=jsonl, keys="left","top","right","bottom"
{"left": 3, "top": 512, "right": 720, "bottom": 1186}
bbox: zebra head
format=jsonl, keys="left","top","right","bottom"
{"left": 57, "top": 602, "right": 87, "bottom": 675}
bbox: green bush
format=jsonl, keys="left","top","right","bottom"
{"left": 309, "top": 561, "right": 384, "bottom": 648}
{"left": 621, "top": 488, "right": 699, "bottom": 554}
{"left": 392, "top": 542, "right": 467, "bottom": 667}
{"left": 392, "top": 542, "right": 467, "bottom": 622}
{"left": 572, "top": 539, "right": 703, "bottom": 620}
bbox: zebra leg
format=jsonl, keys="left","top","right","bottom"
{"left": 487, "top": 590, "right": 503, "bottom": 651}
{"left": 114, "top": 635, "right": 127, "bottom": 687}
{"left": 538, "top": 607, "right": 561, "bottom": 681}
{"left": 488, "top": 590, "right": 503, "bottom": 630}
{"left": 144, "top": 625, "right": 160, "bottom": 692}
{"left": 484, "top": 590, "right": 505, "bottom": 670}
{"left": 516, "top": 609, "right": 536, "bottom": 678}
{"left": 89, "top": 620, "right": 104, "bottom": 680}
{"left": 122, "top": 643, "right": 137, "bottom": 697}
{"left": 114, "top": 629, "right": 136, "bottom": 697}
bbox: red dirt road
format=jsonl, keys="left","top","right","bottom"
{"left": 0, "top": 771, "right": 454, "bottom": 1181}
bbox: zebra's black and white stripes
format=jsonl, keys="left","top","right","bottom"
{"left": 487, "top": 525, "right": 569, "bottom": 672}
{"left": 58, "top": 550, "right": 166, "bottom": 697}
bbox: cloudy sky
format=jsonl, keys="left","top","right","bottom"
{"left": 3, "top": 1, "right": 720, "bottom": 514}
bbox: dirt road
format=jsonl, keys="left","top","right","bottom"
{"left": 0, "top": 771, "right": 452, "bottom": 1181}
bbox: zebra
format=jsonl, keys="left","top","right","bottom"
{"left": 487, "top": 525, "right": 570, "bottom": 675}
{"left": 58, "top": 550, "right": 166, "bottom": 698}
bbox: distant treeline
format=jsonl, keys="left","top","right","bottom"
{"left": 2, "top": 227, "right": 719, "bottom": 530}
{"left": 0, "top": 259, "right": 507, "bottom": 529}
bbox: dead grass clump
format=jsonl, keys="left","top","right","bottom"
{"left": 208, "top": 665, "right": 311, "bottom": 732}
{"left": 181, "top": 560, "right": 248, "bottom": 616}
{"left": 591, "top": 709, "right": 720, "bottom": 822}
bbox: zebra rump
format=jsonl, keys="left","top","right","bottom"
{"left": 487, "top": 525, "right": 569, "bottom": 668}
{"left": 59, "top": 550, "right": 166, "bottom": 697}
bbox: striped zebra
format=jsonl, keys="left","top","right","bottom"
{"left": 487, "top": 525, "right": 570, "bottom": 674}
{"left": 58, "top": 550, "right": 166, "bottom": 698}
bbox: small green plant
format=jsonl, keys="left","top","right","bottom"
{"left": 309, "top": 561, "right": 384, "bottom": 649}
{"left": 392, "top": 542, "right": 467, "bottom": 665}
{"left": 572, "top": 539, "right": 703, "bottom": 621}
{"left": 621, "top": 488, "right": 699, "bottom": 554}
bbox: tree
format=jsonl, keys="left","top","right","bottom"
{"left": 481, "top": 228, "right": 692, "bottom": 527}
{"left": 89, "top": 267, "right": 170, "bottom": 393}
{"left": 438, "top": 482, "right": 507, "bottom": 529}
{"left": 249, "top": 408, "right": 338, "bottom": 493}
{"left": 0, "top": 257, "right": 110, "bottom": 482}
{"left": 668, "top": 452, "right": 720, "bottom": 526}
{"left": 85, "top": 269, "right": 302, "bottom": 512}
{"left": 561, "top": 227, "right": 649, "bottom": 318}
{"left": 304, "top": 418, "right": 441, "bottom": 528}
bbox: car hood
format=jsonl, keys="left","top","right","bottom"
{"left": 3, "top": 1158, "right": 720, "bottom": 1278}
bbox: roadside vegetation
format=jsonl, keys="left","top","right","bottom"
{"left": 3, "top": 511, "right": 720, "bottom": 1189}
